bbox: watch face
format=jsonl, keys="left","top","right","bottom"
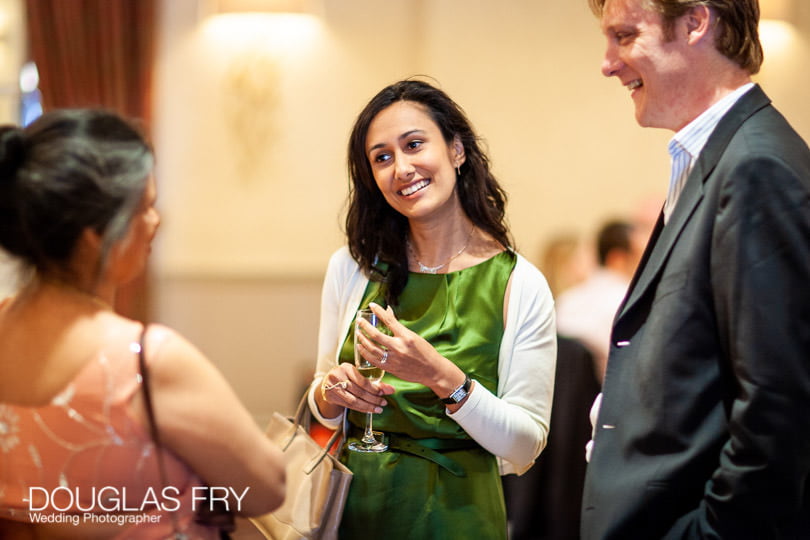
{"left": 443, "top": 376, "right": 471, "bottom": 404}
{"left": 450, "top": 388, "right": 467, "bottom": 402}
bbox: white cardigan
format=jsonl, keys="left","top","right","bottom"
{"left": 307, "top": 246, "right": 557, "bottom": 475}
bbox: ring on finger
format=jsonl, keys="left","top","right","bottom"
{"left": 380, "top": 350, "right": 389, "bottom": 365}
{"left": 323, "top": 380, "right": 350, "bottom": 392}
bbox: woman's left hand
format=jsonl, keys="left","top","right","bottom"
{"left": 355, "top": 303, "right": 464, "bottom": 395}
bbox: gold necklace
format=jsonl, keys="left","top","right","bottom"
{"left": 408, "top": 226, "right": 475, "bottom": 274}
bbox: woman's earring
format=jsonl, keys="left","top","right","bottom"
{"left": 456, "top": 164, "right": 461, "bottom": 177}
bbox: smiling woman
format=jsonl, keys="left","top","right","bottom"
{"left": 303, "top": 79, "right": 557, "bottom": 540}
{"left": 364, "top": 100, "right": 466, "bottom": 229}
{"left": 344, "top": 79, "right": 515, "bottom": 305}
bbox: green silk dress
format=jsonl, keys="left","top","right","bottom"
{"left": 338, "top": 251, "right": 516, "bottom": 539}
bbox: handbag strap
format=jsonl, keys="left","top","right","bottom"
{"left": 292, "top": 389, "right": 313, "bottom": 432}
{"left": 137, "top": 325, "right": 184, "bottom": 538}
{"left": 292, "top": 390, "right": 348, "bottom": 474}
{"left": 290, "top": 390, "right": 346, "bottom": 443}
{"left": 138, "top": 326, "right": 234, "bottom": 540}
{"left": 138, "top": 326, "right": 165, "bottom": 469}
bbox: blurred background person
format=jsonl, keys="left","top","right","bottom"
{"left": 501, "top": 232, "right": 603, "bottom": 540}
{"left": 0, "top": 109, "right": 285, "bottom": 539}
{"left": 307, "top": 79, "right": 557, "bottom": 539}
{"left": 502, "top": 333, "right": 599, "bottom": 540}
{"left": 555, "top": 219, "right": 642, "bottom": 382}
{"left": 537, "top": 233, "right": 595, "bottom": 300}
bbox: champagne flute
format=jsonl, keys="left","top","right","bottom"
{"left": 348, "top": 308, "right": 390, "bottom": 453}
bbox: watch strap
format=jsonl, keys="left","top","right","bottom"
{"left": 441, "top": 374, "right": 471, "bottom": 404}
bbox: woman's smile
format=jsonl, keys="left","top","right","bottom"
{"left": 399, "top": 178, "right": 431, "bottom": 197}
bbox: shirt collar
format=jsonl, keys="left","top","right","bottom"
{"left": 669, "top": 82, "right": 755, "bottom": 161}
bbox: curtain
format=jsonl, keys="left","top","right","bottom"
{"left": 25, "top": 0, "right": 157, "bottom": 322}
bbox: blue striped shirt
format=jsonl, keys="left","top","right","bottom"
{"left": 664, "top": 82, "right": 755, "bottom": 223}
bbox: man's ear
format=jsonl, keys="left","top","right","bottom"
{"left": 685, "top": 5, "right": 712, "bottom": 45}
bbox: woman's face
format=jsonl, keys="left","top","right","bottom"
{"left": 109, "top": 175, "right": 160, "bottom": 285}
{"left": 365, "top": 101, "right": 465, "bottom": 223}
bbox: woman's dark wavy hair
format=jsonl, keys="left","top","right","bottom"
{"left": 0, "top": 109, "right": 153, "bottom": 282}
{"left": 345, "top": 79, "right": 513, "bottom": 307}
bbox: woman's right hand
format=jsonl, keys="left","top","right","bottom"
{"left": 317, "top": 363, "right": 395, "bottom": 417}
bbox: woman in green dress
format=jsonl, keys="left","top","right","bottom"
{"left": 308, "top": 79, "right": 557, "bottom": 539}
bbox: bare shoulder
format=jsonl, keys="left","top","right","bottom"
{"left": 0, "top": 310, "right": 140, "bottom": 404}
{"left": 136, "top": 324, "right": 236, "bottom": 410}
{"left": 141, "top": 324, "right": 211, "bottom": 372}
{"left": 134, "top": 324, "right": 286, "bottom": 515}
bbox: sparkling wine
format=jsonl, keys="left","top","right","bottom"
{"left": 349, "top": 308, "right": 390, "bottom": 453}
{"left": 358, "top": 365, "right": 384, "bottom": 382}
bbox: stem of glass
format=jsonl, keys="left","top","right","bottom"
{"left": 362, "top": 412, "right": 375, "bottom": 444}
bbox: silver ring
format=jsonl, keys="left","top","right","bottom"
{"left": 380, "top": 350, "right": 389, "bottom": 365}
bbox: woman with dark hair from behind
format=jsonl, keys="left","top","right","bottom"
{"left": 308, "top": 79, "right": 557, "bottom": 539}
{"left": 0, "top": 109, "right": 285, "bottom": 539}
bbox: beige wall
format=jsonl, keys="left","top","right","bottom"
{"left": 149, "top": 0, "right": 810, "bottom": 423}
{"left": 0, "top": 0, "right": 805, "bottom": 422}
{"left": 0, "top": 0, "right": 24, "bottom": 299}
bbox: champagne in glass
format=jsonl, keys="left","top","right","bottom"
{"left": 348, "top": 308, "right": 390, "bottom": 453}
{"left": 357, "top": 365, "right": 384, "bottom": 381}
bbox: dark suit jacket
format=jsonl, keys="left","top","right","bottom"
{"left": 581, "top": 85, "right": 810, "bottom": 539}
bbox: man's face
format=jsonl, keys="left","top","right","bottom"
{"left": 600, "top": 0, "right": 694, "bottom": 131}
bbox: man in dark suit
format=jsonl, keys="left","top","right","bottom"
{"left": 580, "top": 1, "right": 810, "bottom": 538}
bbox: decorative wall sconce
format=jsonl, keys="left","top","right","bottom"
{"left": 199, "top": 0, "right": 324, "bottom": 183}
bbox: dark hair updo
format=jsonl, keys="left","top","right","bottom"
{"left": 0, "top": 109, "right": 153, "bottom": 280}
{"left": 0, "top": 127, "right": 26, "bottom": 180}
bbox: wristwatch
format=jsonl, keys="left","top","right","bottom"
{"left": 441, "top": 374, "right": 471, "bottom": 404}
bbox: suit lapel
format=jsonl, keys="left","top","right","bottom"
{"left": 616, "top": 85, "right": 772, "bottom": 322}
{"left": 617, "top": 174, "right": 704, "bottom": 320}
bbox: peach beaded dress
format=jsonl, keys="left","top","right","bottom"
{"left": 0, "top": 321, "right": 217, "bottom": 539}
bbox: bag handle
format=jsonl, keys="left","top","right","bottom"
{"left": 304, "top": 426, "right": 345, "bottom": 475}
{"left": 283, "top": 390, "right": 347, "bottom": 475}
